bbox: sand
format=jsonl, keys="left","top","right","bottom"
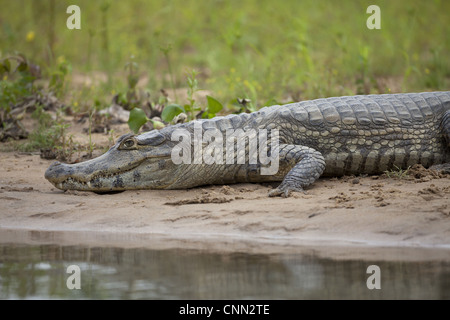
{"left": 0, "top": 141, "right": 449, "bottom": 260}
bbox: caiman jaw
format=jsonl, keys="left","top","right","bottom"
{"left": 45, "top": 159, "right": 146, "bottom": 191}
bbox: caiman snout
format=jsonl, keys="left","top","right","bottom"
{"left": 45, "top": 161, "right": 71, "bottom": 185}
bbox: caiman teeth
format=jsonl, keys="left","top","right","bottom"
{"left": 59, "top": 162, "right": 142, "bottom": 189}
{"left": 60, "top": 176, "right": 89, "bottom": 188}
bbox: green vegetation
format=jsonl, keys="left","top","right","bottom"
{"left": 384, "top": 165, "right": 411, "bottom": 179}
{"left": 0, "top": 54, "right": 38, "bottom": 111}
{"left": 128, "top": 107, "right": 150, "bottom": 134}
{"left": 19, "top": 105, "right": 78, "bottom": 161}
{"left": 160, "top": 70, "right": 224, "bottom": 124}
{"left": 0, "top": 0, "right": 449, "bottom": 149}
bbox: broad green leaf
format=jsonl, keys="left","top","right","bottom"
{"left": 128, "top": 107, "right": 149, "bottom": 134}
{"left": 206, "top": 95, "right": 223, "bottom": 114}
{"left": 161, "top": 104, "right": 185, "bottom": 122}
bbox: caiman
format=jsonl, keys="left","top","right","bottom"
{"left": 45, "top": 91, "right": 450, "bottom": 197}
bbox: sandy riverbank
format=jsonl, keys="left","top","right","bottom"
{"left": 0, "top": 150, "right": 449, "bottom": 260}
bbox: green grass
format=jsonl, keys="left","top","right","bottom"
{"left": 1, "top": 0, "right": 449, "bottom": 111}
{"left": 384, "top": 165, "right": 411, "bottom": 179}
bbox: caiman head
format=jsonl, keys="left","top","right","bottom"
{"left": 45, "top": 129, "right": 182, "bottom": 192}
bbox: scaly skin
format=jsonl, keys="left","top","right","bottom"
{"left": 45, "top": 92, "right": 450, "bottom": 197}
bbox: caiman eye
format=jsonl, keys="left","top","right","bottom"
{"left": 121, "top": 138, "right": 136, "bottom": 149}
{"left": 124, "top": 140, "right": 134, "bottom": 148}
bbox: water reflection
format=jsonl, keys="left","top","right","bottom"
{"left": 0, "top": 244, "right": 449, "bottom": 299}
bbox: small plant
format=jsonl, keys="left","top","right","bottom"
{"left": 113, "top": 55, "right": 141, "bottom": 111}
{"left": 161, "top": 70, "right": 224, "bottom": 122}
{"left": 0, "top": 54, "right": 39, "bottom": 112}
{"left": 107, "top": 129, "right": 115, "bottom": 148}
{"left": 123, "top": 55, "right": 139, "bottom": 109}
{"left": 52, "top": 121, "right": 76, "bottom": 161}
{"left": 355, "top": 45, "right": 371, "bottom": 95}
{"left": 401, "top": 51, "right": 419, "bottom": 91}
{"left": 114, "top": 55, "right": 163, "bottom": 117}
{"left": 160, "top": 44, "right": 177, "bottom": 101}
{"left": 384, "top": 165, "right": 411, "bottom": 179}
{"left": 19, "top": 105, "right": 76, "bottom": 161}
{"left": 185, "top": 69, "right": 201, "bottom": 120}
{"left": 87, "top": 110, "right": 96, "bottom": 157}
{"left": 49, "top": 56, "right": 71, "bottom": 98}
{"left": 235, "top": 98, "right": 253, "bottom": 113}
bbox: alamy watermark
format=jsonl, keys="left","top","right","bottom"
{"left": 65, "top": 4, "right": 382, "bottom": 31}
{"left": 66, "top": 264, "right": 81, "bottom": 290}
{"left": 66, "top": 5, "right": 81, "bottom": 30}
{"left": 366, "top": 5, "right": 381, "bottom": 29}
{"left": 366, "top": 265, "right": 381, "bottom": 290}
{"left": 170, "top": 122, "right": 280, "bottom": 175}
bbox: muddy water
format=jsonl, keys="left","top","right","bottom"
{"left": 1, "top": 242, "right": 449, "bottom": 299}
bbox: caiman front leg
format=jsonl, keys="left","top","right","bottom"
{"left": 269, "top": 144, "right": 326, "bottom": 197}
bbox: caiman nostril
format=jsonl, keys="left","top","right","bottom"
{"left": 45, "top": 161, "right": 63, "bottom": 181}
{"left": 51, "top": 161, "right": 62, "bottom": 167}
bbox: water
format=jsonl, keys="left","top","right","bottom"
{"left": 1, "top": 243, "right": 449, "bottom": 299}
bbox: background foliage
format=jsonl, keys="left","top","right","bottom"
{"left": 1, "top": 0, "right": 449, "bottom": 112}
